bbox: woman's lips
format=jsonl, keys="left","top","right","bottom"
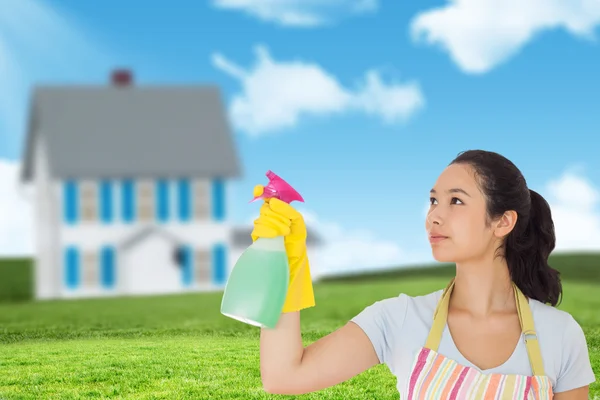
{"left": 429, "top": 235, "right": 448, "bottom": 243}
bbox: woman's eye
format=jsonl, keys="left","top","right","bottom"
{"left": 430, "top": 197, "right": 463, "bottom": 205}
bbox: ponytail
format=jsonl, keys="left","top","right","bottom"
{"left": 451, "top": 150, "right": 564, "bottom": 306}
{"left": 505, "top": 189, "right": 562, "bottom": 306}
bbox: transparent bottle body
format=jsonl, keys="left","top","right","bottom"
{"left": 220, "top": 236, "right": 289, "bottom": 329}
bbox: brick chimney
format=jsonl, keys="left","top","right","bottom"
{"left": 111, "top": 69, "right": 133, "bottom": 87}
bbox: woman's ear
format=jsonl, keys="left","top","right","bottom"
{"left": 493, "top": 210, "right": 518, "bottom": 238}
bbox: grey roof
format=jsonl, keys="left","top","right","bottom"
{"left": 20, "top": 84, "right": 241, "bottom": 182}
{"left": 231, "top": 225, "right": 323, "bottom": 248}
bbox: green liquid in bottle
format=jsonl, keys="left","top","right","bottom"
{"left": 221, "top": 237, "right": 290, "bottom": 329}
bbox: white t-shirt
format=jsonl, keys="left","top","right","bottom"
{"left": 350, "top": 289, "right": 596, "bottom": 397}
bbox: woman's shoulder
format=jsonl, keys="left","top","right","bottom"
{"left": 528, "top": 298, "right": 590, "bottom": 355}
{"left": 528, "top": 297, "right": 582, "bottom": 331}
{"left": 528, "top": 299, "right": 589, "bottom": 367}
{"left": 349, "top": 288, "right": 445, "bottom": 366}
{"left": 369, "top": 287, "right": 444, "bottom": 307}
{"left": 363, "top": 287, "right": 445, "bottom": 320}
{"left": 529, "top": 298, "right": 596, "bottom": 392}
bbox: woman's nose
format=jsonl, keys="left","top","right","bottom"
{"left": 427, "top": 208, "right": 443, "bottom": 226}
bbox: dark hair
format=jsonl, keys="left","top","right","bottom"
{"left": 450, "top": 150, "right": 562, "bottom": 306}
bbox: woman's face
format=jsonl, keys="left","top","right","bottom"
{"left": 425, "top": 163, "right": 497, "bottom": 264}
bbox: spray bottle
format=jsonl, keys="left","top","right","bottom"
{"left": 220, "top": 170, "right": 304, "bottom": 329}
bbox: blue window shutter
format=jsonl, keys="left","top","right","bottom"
{"left": 122, "top": 179, "right": 135, "bottom": 222}
{"left": 101, "top": 246, "right": 116, "bottom": 289}
{"left": 64, "top": 246, "right": 80, "bottom": 289}
{"left": 212, "top": 243, "right": 227, "bottom": 285}
{"left": 178, "top": 179, "right": 191, "bottom": 221}
{"left": 64, "top": 180, "right": 78, "bottom": 224}
{"left": 156, "top": 179, "right": 169, "bottom": 222}
{"left": 182, "top": 245, "right": 193, "bottom": 286}
{"left": 212, "top": 179, "right": 225, "bottom": 221}
{"left": 100, "top": 180, "right": 113, "bottom": 223}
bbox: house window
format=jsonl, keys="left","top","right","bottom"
{"left": 122, "top": 180, "right": 135, "bottom": 222}
{"left": 212, "top": 243, "right": 227, "bottom": 285}
{"left": 80, "top": 181, "right": 98, "bottom": 222}
{"left": 64, "top": 180, "right": 78, "bottom": 224}
{"left": 137, "top": 180, "right": 154, "bottom": 222}
{"left": 156, "top": 180, "right": 170, "bottom": 222}
{"left": 194, "top": 249, "right": 211, "bottom": 284}
{"left": 64, "top": 246, "right": 80, "bottom": 289}
{"left": 179, "top": 245, "right": 193, "bottom": 286}
{"left": 100, "top": 246, "right": 116, "bottom": 289}
{"left": 82, "top": 250, "right": 98, "bottom": 287}
{"left": 100, "top": 180, "right": 113, "bottom": 223}
{"left": 178, "top": 179, "right": 191, "bottom": 222}
{"left": 212, "top": 179, "right": 225, "bottom": 221}
{"left": 193, "top": 180, "right": 210, "bottom": 220}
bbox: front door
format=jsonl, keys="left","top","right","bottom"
{"left": 123, "top": 232, "right": 183, "bottom": 295}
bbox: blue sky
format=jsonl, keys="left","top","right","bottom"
{"left": 1, "top": 0, "right": 599, "bottom": 275}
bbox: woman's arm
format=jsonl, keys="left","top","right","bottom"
{"left": 553, "top": 385, "right": 590, "bottom": 399}
{"left": 260, "top": 312, "right": 379, "bottom": 395}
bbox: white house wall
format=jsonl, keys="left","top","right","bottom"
{"left": 48, "top": 177, "right": 235, "bottom": 299}
{"left": 32, "top": 133, "right": 62, "bottom": 300}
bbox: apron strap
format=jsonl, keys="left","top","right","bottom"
{"left": 513, "top": 282, "right": 545, "bottom": 376}
{"left": 424, "top": 278, "right": 546, "bottom": 376}
{"left": 424, "top": 278, "right": 455, "bottom": 351}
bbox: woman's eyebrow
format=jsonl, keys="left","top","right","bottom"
{"left": 430, "top": 188, "right": 471, "bottom": 197}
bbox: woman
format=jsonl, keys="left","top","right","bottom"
{"left": 254, "top": 150, "right": 596, "bottom": 399}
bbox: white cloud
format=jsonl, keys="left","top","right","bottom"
{"left": 212, "top": 45, "right": 425, "bottom": 135}
{"left": 297, "top": 208, "right": 432, "bottom": 278}
{"left": 211, "top": 0, "right": 378, "bottom": 27}
{"left": 410, "top": 0, "right": 600, "bottom": 74}
{"left": 0, "top": 160, "right": 34, "bottom": 256}
{"left": 0, "top": 0, "right": 115, "bottom": 155}
{"left": 543, "top": 170, "right": 600, "bottom": 252}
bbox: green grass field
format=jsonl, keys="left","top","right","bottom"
{"left": 0, "top": 254, "right": 598, "bottom": 399}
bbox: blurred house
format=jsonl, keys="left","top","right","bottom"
{"left": 19, "top": 69, "right": 321, "bottom": 300}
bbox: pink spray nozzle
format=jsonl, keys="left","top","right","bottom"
{"left": 250, "top": 170, "right": 304, "bottom": 204}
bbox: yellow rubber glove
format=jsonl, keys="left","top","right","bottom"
{"left": 251, "top": 185, "right": 315, "bottom": 313}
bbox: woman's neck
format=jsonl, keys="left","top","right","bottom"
{"left": 451, "top": 255, "right": 515, "bottom": 317}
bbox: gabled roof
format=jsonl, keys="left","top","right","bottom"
{"left": 20, "top": 80, "right": 241, "bottom": 182}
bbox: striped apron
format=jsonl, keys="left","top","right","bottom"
{"left": 405, "top": 278, "right": 553, "bottom": 399}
